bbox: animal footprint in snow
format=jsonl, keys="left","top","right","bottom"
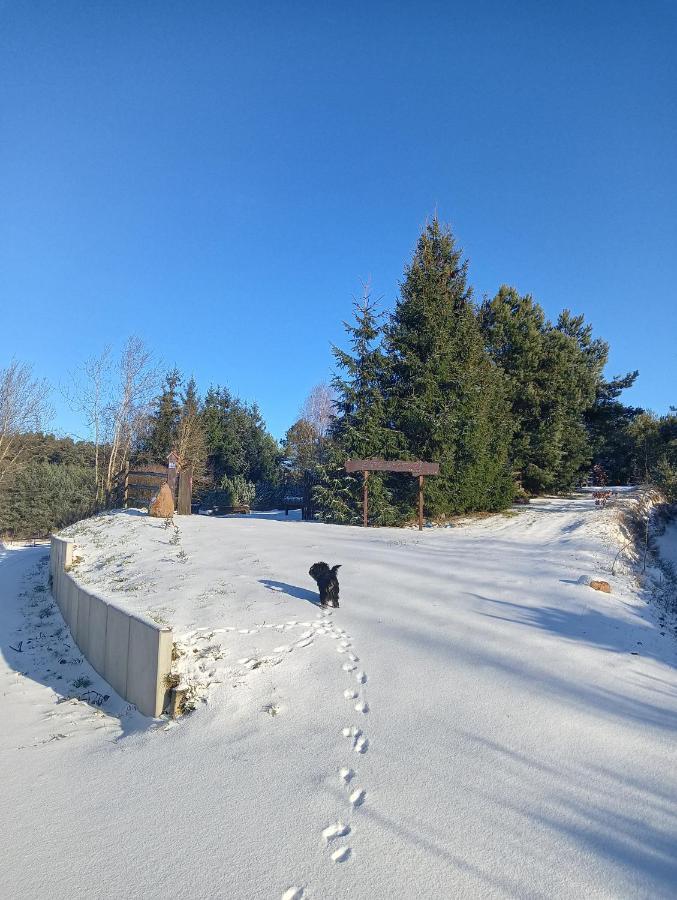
{"left": 331, "top": 846, "right": 351, "bottom": 863}
{"left": 355, "top": 671, "right": 367, "bottom": 684}
{"left": 354, "top": 700, "right": 369, "bottom": 714}
{"left": 349, "top": 788, "right": 366, "bottom": 807}
{"left": 342, "top": 725, "right": 360, "bottom": 738}
{"left": 338, "top": 767, "right": 354, "bottom": 784}
{"left": 353, "top": 735, "right": 369, "bottom": 754}
{"left": 296, "top": 638, "right": 313, "bottom": 648}
{"left": 273, "top": 645, "right": 292, "bottom": 653}
{"left": 322, "top": 821, "right": 350, "bottom": 843}
{"left": 342, "top": 662, "right": 357, "bottom": 672}
{"left": 343, "top": 689, "right": 358, "bottom": 700}
{"left": 281, "top": 888, "right": 304, "bottom": 900}
{"left": 348, "top": 653, "right": 359, "bottom": 662}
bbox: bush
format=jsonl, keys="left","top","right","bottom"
{"left": 220, "top": 475, "right": 256, "bottom": 507}
{"left": 0, "top": 462, "right": 96, "bottom": 540}
{"left": 654, "top": 459, "right": 677, "bottom": 503}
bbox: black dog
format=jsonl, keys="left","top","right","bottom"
{"left": 309, "top": 562, "right": 341, "bottom": 608}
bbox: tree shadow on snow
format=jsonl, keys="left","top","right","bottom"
{"left": 259, "top": 579, "right": 320, "bottom": 605}
{"left": 476, "top": 594, "right": 674, "bottom": 672}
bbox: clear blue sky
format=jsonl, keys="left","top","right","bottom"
{"left": 1, "top": 1, "right": 675, "bottom": 442}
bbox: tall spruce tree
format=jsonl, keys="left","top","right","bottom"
{"left": 315, "top": 291, "right": 401, "bottom": 524}
{"left": 551, "top": 311, "right": 608, "bottom": 489}
{"left": 479, "top": 286, "right": 556, "bottom": 493}
{"left": 176, "top": 376, "right": 208, "bottom": 481}
{"left": 138, "top": 368, "right": 182, "bottom": 463}
{"left": 386, "top": 219, "right": 514, "bottom": 515}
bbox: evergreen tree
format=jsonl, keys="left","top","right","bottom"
{"left": 385, "top": 219, "right": 514, "bottom": 516}
{"left": 315, "top": 291, "right": 401, "bottom": 524}
{"left": 551, "top": 311, "right": 607, "bottom": 489}
{"left": 138, "top": 368, "right": 182, "bottom": 463}
{"left": 481, "top": 289, "right": 635, "bottom": 492}
{"left": 585, "top": 370, "right": 641, "bottom": 483}
{"left": 176, "top": 376, "right": 208, "bottom": 481}
{"left": 0, "top": 461, "right": 96, "bottom": 539}
{"left": 202, "top": 386, "right": 280, "bottom": 485}
{"left": 480, "top": 287, "right": 559, "bottom": 493}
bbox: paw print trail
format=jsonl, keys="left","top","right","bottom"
{"left": 316, "top": 617, "right": 372, "bottom": 876}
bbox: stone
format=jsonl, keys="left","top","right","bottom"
{"left": 589, "top": 580, "right": 611, "bottom": 593}
{"left": 149, "top": 482, "right": 175, "bottom": 518}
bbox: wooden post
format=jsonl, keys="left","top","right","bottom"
{"left": 177, "top": 464, "right": 193, "bottom": 516}
{"left": 345, "top": 460, "right": 439, "bottom": 529}
{"left": 363, "top": 470, "right": 369, "bottom": 527}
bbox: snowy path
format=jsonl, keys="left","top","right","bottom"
{"left": 2, "top": 497, "right": 677, "bottom": 899}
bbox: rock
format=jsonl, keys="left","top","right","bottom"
{"left": 149, "top": 482, "right": 175, "bottom": 518}
{"left": 577, "top": 575, "right": 591, "bottom": 585}
{"left": 589, "top": 579, "right": 611, "bottom": 593}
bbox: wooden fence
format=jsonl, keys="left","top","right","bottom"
{"left": 120, "top": 452, "right": 192, "bottom": 514}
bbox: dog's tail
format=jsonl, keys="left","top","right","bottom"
{"left": 331, "top": 564, "right": 342, "bottom": 573}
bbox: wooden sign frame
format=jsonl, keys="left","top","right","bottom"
{"left": 345, "top": 459, "right": 440, "bottom": 531}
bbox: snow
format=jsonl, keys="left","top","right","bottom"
{"left": 657, "top": 520, "right": 677, "bottom": 572}
{"left": 2, "top": 495, "right": 677, "bottom": 899}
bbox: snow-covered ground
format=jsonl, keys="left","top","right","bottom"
{"left": 657, "top": 519, "right": 677, "bottom": 572}
{"left": 2, "top": 495, "right": 677, "bottom": 899}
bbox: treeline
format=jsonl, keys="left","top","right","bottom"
{"left": 0, "top": 435, "right": 98, "bottom": 539}
{"left": 1, "top": 217, "right": 675, "bottom": 538}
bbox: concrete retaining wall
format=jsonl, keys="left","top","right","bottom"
{"left": 50, "top": 535, "right": 173, "bottom": 717}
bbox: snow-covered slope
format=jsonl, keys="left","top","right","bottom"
{"left": 2, "top": 496, "right": 677, "bottom": 899}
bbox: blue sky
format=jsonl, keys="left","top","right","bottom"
{"left": 1, "top": 1, "right": 675, "bottom": 441}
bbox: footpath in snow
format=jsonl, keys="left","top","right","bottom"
{"left": 2, "top": 495, "right": 677, "bottom": 899}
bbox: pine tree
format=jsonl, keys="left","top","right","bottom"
{"left": 480, "top": 286, "right": 555, "bottom": 493}
{"left": 176, "top": 376, "right": 208, "bottom": 481}
{"left": 480, "top": 289, "right": 634, "bottom": 493}
{"left": 138, "top": 369, "right": 182, "bottom": 463}
{"left": 202, "top": 386, "right": 280, "bottom": 485}
{"left": 315, "top": 290, "right": 401, "bottom": 524}
{"left": 585, "top": 370, "right": 641, "bottom": 483}
{"left": 385, "top": 219, "right": 514, "bottom": 516}
{"left": 551, "top": 311, "right": 607, "bottom": 489}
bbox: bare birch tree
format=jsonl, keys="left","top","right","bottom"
{"left": 104, "top": 337, "right": 159, "bottom": 497}
{"left": 0, "top": 360, "right": 51, "bottom": 486}
{"left": 300, "top": 382, "right": 336, "bottom": 440}
{"left": 65, "top": 347, "right": 112, "bottom": 503}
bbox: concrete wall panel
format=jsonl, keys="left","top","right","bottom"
{"left": 104, "top": 604, "right": 130, "bottom": 700}
{"left": 51, "top": 536, "right": 173, "bottom": 719}
{"left": 127, "top": 617, "right": 172, "bottom": 717}
{"left": 75, "top": 585, "right": 91, "bottom": 656}
{"left": 67, "top": 577, "right": 79, "bottom": 633}
{"left": 87, "top": 592, "right": 108, "bottom": 674}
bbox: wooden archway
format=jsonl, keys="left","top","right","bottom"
{"left": 345, "top": 459, "right": 440, "bottom": 531}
